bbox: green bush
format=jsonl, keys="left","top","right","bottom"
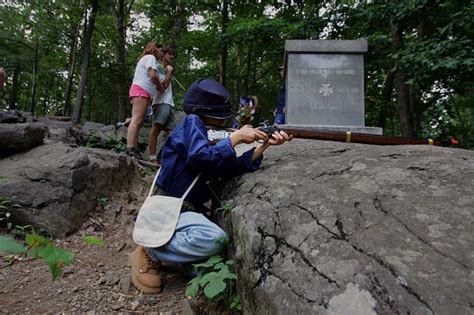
{"left": 85, "top": 131, "right": 128, "bottom": 153}
{"left": 186, "top": 255, "right": 241, "bottom": 312}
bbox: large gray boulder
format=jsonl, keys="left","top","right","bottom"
{"left": 34, "top": 117, "right": 80, "bottom": 144}
{"left": 0, "top": 123, "right": 47, "bottom": 157}
{"left": 0, "top": 110, "right": 27, "bottom": 123}
{"left": 0, "top": 142, "right": 137, "bottom": 236}
{"left": 82, "top": 121, "right": 116, "bottom": 140}
{"left": 224, "top": 140, "right": 473, "bottom": 314}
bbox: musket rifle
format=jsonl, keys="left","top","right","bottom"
{"left": 206, "top": 122, "right": 459, "bottom": 147}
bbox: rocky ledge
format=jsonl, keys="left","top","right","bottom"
{"left": 224, "top": 139, "right": 473, "bottom": 314}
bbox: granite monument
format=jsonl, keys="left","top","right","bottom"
{"left": 284, "top": 40, "right": 382, "bottom": 134}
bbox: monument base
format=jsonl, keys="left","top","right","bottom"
{"left": 278, "top": 124, "right": 383, "bottom": 135}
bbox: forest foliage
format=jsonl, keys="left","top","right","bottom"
{"left": 0, "top": 0, "right": 472, "bottom": 147}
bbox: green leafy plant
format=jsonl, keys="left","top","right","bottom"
{"left": 96, "top": 196, "right": 108, "bottom": 208}
{"left": 186, "top": 255, "right": 241, "bottom": 312}
{"left": 0, "top": 197, "right": 11, "bottom": 209}
{"left": 105, "top": 136, "right": 127, "bottom": 153}
{"left": 236, "top": 105, "right": 253, "bottom": 128}
{"left": 85, "top": 131, "right": 101, "bottom": 148}
{"left": 82, "top": 235, "right": 105, "bottom": 247}
{"left": 0, "top": 197, "right": 13, "bottom": 230}
{"left": 0, "top": 232, "right": 75, "bottom": 280}
{"left": 0, "top": 235, "right": 26, "bottom": 254}
{"left": 138, "top": 167, "right": 154, "bottom": 177}
{"left": 85, "top": 132, "right": 128, "bottom": 153}
{"left": 0, "top": 200, "right": 53, "bottom": 239}
{"left": 216, "top": 203, "right": 234, "bottom": 215}
{"left": 12, "top": 224, "right": 33, "bottom": 238}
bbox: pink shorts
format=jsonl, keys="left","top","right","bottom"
{"left": 129, "top": 84, "right": 151, "bottom": 101}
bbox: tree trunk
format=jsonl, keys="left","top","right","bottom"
{"left": 391, "top": 21, "right": 414, "bottom": 137}
{"left": 112, "top": 0, "right": 133, "bottom": 122}
{"left": 63, "top": 17, "right": 81, "bottom": 117}
{"left": 470, "top": 104, "right": 474, "bottom": 147}
{"left": 88, "top": 75, "right": 92, "bottom": 121}
{"left": 233, "top": 51, "right": 241, "bottom": 111}
{"left": 43, "top": 85, "right": 51, "bottom": 116}
{"left": 171, "top": 1, "right": 186, "bottom": 45}
{"left": 410, "top": 5, "right": 431, "bottom": 136}
{"left": 244, "top": 47, "right": 252, "bottom": 96}
{"left": 219, "top": 0, "right": 228, "bottom": 86}
{"left": 409, "top": 86, "right": 418, "bottom": 137}
{"left": 72, "top": 0, "right": 98, "bottom": 124}
{"left": 9, "top": 63, "right": 20, "bottom": 110}
{"left": 106, "top": 94, "right": 111, "bottom": 124}
{"left": 377, "top": 66, "right": 394, "bottom": 129}
{"left": 30, "top": 38, "right": 39, "bottom": 115}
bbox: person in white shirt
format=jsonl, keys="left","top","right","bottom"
{"left": 126, "top": 41, "right": 172, "bottom": 159}
{"left": 148, "top": 46, "right": 176, "bottom": 165}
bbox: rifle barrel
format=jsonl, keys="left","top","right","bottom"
{"left": 280, "top": 128, "right": 456, "bottom": 147}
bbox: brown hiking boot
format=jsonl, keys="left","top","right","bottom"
{"left": 131, "top": 246, "right": 162, "bottom": 293}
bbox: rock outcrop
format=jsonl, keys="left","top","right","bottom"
{"left": 0, "top": 113, "right": 164, "bottom": 236}
{"left": 0, "top": 123, "right": 47, "bottom": 157}
{"left": 82, "top": 121, "right": 117, "bottom": 142}
{"left": 0, "top": 142, "right": 138, "bottom": 236}
{"left": 224, "top": 140, "right": 474, "bottom": 314}
{"left": 0, "top": 110, "right": 27, "bottom": 123}
{"left": 34, "top": 117, "right": 81, "bottom": 144}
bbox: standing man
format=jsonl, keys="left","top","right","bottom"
{"left": 147, "top": 46, "right": 176, "bottom": 165}
{"left": 274, "top": 65, "right": 286, "bottom": 125}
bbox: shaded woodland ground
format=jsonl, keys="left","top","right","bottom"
{"left": 0, "top": 181, "right": 193, "bottom": 313}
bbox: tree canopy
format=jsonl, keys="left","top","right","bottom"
{"left": 0, "top": 0, "right": 472, "bottom": 147}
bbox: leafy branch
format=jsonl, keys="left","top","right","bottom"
{"left": 186, "top": 255, "right": 241, "bottom": 312}
{"left": 0, "top": 233, "right": 74, "bottom": 280}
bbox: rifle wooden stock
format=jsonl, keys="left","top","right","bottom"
{"left": 277, "top": 128, "right": 458, "bottom": 147}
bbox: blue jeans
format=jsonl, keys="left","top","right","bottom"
{"left": 145, "top": 211, "right": 228, "bottom": 276}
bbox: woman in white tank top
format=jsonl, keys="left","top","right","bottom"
{"left": 126, "top": 41, "right": 165, "bottom": 158}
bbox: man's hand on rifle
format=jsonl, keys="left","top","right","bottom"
{"left": 266, "top": 130, "right": 292, "bottom": 146}
{"left": 227, "top": 123, "right": 293, "bottom": 161}
{"left": 230, "top": 125, "right": 268, "bottom": 147}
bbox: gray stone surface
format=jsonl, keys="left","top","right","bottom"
{"left": 223, "top": 140, "right": 473, "bottom": 314}
{"left": 285, "top": 40, "right": 368, "bottom": 53}
{"left": 0, "top": 123, "right": 47, "bottom": 157}
{"left": 35, "top": 117, "right": 80, "bottom": 144}
{"left": 284, "top": 40, "right": 382, "bottom": 135}
{"left": 82, "top": 121, "right": 117, "bottom": 140}
{"left": 82, "top": 121, "right": 119, "bottom": 143}
{"left": 0, "top": 110, "right": 27, "bottom": 123}
{"left": 0, "top": 142, "right": 138, "bottom": 236}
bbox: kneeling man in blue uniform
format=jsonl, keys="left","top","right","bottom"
{"left": 131, "top": 78, "right": 291, "bottom": 293}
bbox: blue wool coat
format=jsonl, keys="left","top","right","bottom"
{"left": 156, "top": 114, "right": 263, "bottom": 209}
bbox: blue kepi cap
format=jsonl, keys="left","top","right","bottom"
{"left": 183, "top": 78, "right": 232, "bottom": 118}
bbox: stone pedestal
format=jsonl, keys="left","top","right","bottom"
{"left": 283, "top": 40, "right": 382, "bottom": 135}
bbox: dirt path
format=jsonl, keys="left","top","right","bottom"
{"left": 0, "top": 187, "right": 190, "bottom": 313}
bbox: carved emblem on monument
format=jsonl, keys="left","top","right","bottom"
{"left": 319, "top": 84, "right": 333, "bottom": 96}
